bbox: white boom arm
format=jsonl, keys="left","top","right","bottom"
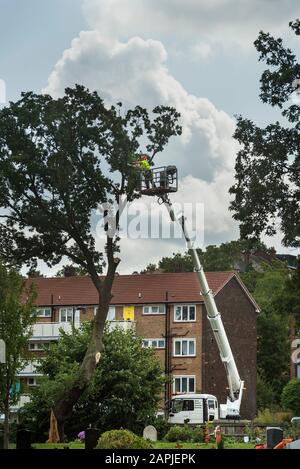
{"left": 162, "top": 195, "right": 244, "bottom": 419}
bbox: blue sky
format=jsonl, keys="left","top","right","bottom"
{"left": 1, "top": 0, "right": 299, "bottom": 273}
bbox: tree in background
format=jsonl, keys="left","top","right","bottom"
{"left": 281, "top": 379, "right": 300, "bottom": 415}
{"left": 0, "top": 262, "right": 35, "bottom": 448}
{"left": 230, "top": 20, "right": 300, "bottom": 248}
{"left": 21, "top": 324, "right": 164, "bottom": 440}
{"left": 144, "top": 239, "right": 269, "bottom": 273}
{"left": 242, "top": 261, "right": 291, "bottom": 400}
{"left": 0, "top": 85, "right": 181, "bottom": 439}
{"left": 26, "top": 267, "right": 44, "bottom": 278}
{"left": 55, "top": 264, "right": 88, "bottom": 277}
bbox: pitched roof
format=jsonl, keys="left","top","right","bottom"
{"left": 25, "top": 271, "right": 258, "bottom": 310}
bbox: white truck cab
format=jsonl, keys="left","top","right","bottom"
{"left": 168, "top": 393, "right": 219, "bottom": 425}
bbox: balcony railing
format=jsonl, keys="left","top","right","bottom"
{"left": 17, "top": 361, "right": 43, "bottom": 377}
{"left": 107, "top": 320, "right": 136, "bottom": 332}
{"left": 10, "top": 394, "right": 31, "bottom": 411}
{"left": 31, "top": 322, "right": 79, "bottom": 339}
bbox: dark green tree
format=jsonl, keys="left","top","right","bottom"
{"left": 22, "top": 323, "right": 164, "bottom": 439}
{"left": 0, "top": 262, "right": 36, "bottom": 448}
{"left": 242, "top": 261, "right": 291, "bottom": 399}
{"left": 0, "top": 85, "right": 181, "bottom": 439}
{"left": 281, "top": 378, "right": 300, "bottom": 414}
{"left": 55, "top": 264, "right": 88, "bottom": 277}
{"left": 230, "top": 20, "right": 300, "bottom": 248}
{"left": 155, "top": 239, "right": 268, "bottom": 273}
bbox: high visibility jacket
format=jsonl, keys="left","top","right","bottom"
{"left": 139, "top": 159, "right": 151, "bottom": 170}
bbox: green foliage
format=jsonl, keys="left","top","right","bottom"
{"left": 96, "top": 429, "right": 153, "bottom": 449}
{"left": 147, "top": 416, "right": 171, "bottom": 440}
{"left": 154, "top": 239, "right": 268, "bottom": 273}
{"left": 159, "top": 252, "right": 194, "bottom": 273}
{"left": 253, "top": 408, "right": 292, "bottom": 425}
{"left": 230, "top": 21, "right": 300, "bottom": 248}
{"left": 55, "top": 264, "right": 88, "bottom": 277}
{"left": 0, "top": 262, "right": 36, "bottom": 447}
{"left": 281, "top": 379, "right": 300, "bottom": 414}
{"left": 0, "top": 86, "right": 181, "bottom": 272}
{"left": 165, "top": 425, "right": 193, "bottom": 442}
{"left": 242, "top": 261, "right": 291, "bottom": 399}
{"left": 21, "top": 324, "right": 164, "bottom": 439}
{"left": 256, "top": 371, "right": 276, "bottom": 410}
{"left": 191, "top": 426, "right": 203, "bottom": 443}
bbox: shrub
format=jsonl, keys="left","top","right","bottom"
{"left": 165, "top": 425, "right": 193, "bottom": 442}
{"left": 281, "top": 379, "right": 300, "bottom": 415}
{"left": 191, "top": 426, "right": 203, "bottom": 443}
{"left": 147, "top": 416, "right": 171, "bottom": 440}
{"left": 253, "top": 408, "right": 292, "bottom": 425}
{"left": 96, "top": 429, "right": 153, "bottom": 449}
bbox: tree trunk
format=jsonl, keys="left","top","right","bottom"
{"left": 3, "top": 392, "right": 9, "bottom": 449}
{"left": 52, "top": 298, "right": 110, "bottom": 441}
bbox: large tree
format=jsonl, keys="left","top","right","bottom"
{"left": 0, "top": 261, "right": 35, "bottom": 448}
{"left": 21, "top": 324, "right": 164, "bottom": 440}
{"left": 0, "top": 85, "right": 181, "bottom": 439}
{"left": 230, "top": 19, "right": 300, "bottom": 247}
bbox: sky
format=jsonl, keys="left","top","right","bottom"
{"left": 0, "top": 0, "right": 299, "bottom": 275}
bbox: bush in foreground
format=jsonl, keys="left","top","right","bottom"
{"left": 96, "top": 429, "right": 153, "bottom": 449}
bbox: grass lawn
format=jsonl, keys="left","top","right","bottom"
{"left": 29, "top": 440, "right": 255, "bottom": 450}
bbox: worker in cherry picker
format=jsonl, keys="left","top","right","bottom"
{"left": 133, "top": 153, "right": 153, "bottom": 189}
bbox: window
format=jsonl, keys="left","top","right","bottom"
{"left": 173, "top": 339, "right": 196, "bottom": 357}
{"left": 27, "top": 378, "right": 38, "bottom": 387}
{"left": 60, "top": 308, "right": 74, "bottom": 323}
{"left": 174, "top": 305, "right": 196, "bottom": 322}
{"left": 173, "top": 376, "right": 195, "bottom": 394}
{"left": 171, "top": 398, "right": 195, "bottom": 413}
{"left": 143, "top": 305, "right": 165, "bottom": 315}
{"left": 36, "top": 308, "right": 52, "bottom": 318}
{"left": 28, "top": 342, "right": 50, "bottom": 351}
{"left": 142, "top": 339, "right": 165, "bottom": 349}
{"left": 94, "top": 306, "right": 116, "bottom": 321}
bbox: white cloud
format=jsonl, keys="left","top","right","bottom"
{"left": 42, "top": 8, "right": 248, "bottom": 271}
{"left": 82, "top": 0, "right": 298, "bottom": 47}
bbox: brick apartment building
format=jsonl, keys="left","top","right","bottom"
{"left": 15, "top": 271, "right": 259, "bottom": 419}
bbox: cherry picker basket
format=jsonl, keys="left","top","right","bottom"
{"left": 140, "top": 166, "right": 178, "bottom": 196}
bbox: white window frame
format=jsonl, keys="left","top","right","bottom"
{"left": 94, "top": 305, "right": 116, "bottom": 321}
{"left": 173, "top": 338, "right": 196, "bottom": 357}
{"left": 28, "top": 342, "right": 50, "bottom": 352}
{"left": 59, "top": 307, "right": 74, "bottom": 323}
{"left": 27, "top": 377, "right": 38, "bottom": 387}
{"left": 173, "top": 375, "right": 196, "bottom": 394}
{"left": 36, "top": 307, "right": 52, "bottom": 318}
{"left": 143, "top": 305, "right": 165, "bottom": 315}
{"left": 142, "top": 338, "right": 166, "bottom": 349}
{"left": 174, "top": 305, "right": 196, "bottom": 322}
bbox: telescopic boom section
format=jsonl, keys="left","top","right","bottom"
{"left": 162, "top": 195, "right": 244, "bottom": 419}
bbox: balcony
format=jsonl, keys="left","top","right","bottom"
{"left": 17, "top": 361, "right": 43, "bottom": 377}
{"left": 107, "top": 320, "right": 136, "bottom": 332}
{"left": 31, "top": 322, "right": 79, "bottom": 340}
{"left": 10, "top": 394, "right": 31, "bottom": 411}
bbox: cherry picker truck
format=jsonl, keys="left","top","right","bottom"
{"left": 140, "top": 166, "right": 244, "bottom": 424}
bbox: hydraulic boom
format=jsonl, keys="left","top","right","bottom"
{"left": 160, "top": 193, "right": 244, "bottom": 419}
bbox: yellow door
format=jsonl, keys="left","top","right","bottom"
{"left": 123, "top": 305, "right": 134, "bottom": 321}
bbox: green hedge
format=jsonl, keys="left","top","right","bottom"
{"left": 96, "top": 429, "right": 153, "bottom": 449}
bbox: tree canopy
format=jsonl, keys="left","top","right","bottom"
{"left": 230, "top": 19, "right": 300, "bottom": 248}
{"left": 0, "top": 85, "right": 181, "bottom": 437}
{"left": 21, "top": 324, "right": 164, "bottom": 440}
{"left": 0, "top": 261, "right": 36, "bottom": 448}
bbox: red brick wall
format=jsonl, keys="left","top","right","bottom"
{"left": 201, "top": 277, "right": 257, "bottom": 419}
